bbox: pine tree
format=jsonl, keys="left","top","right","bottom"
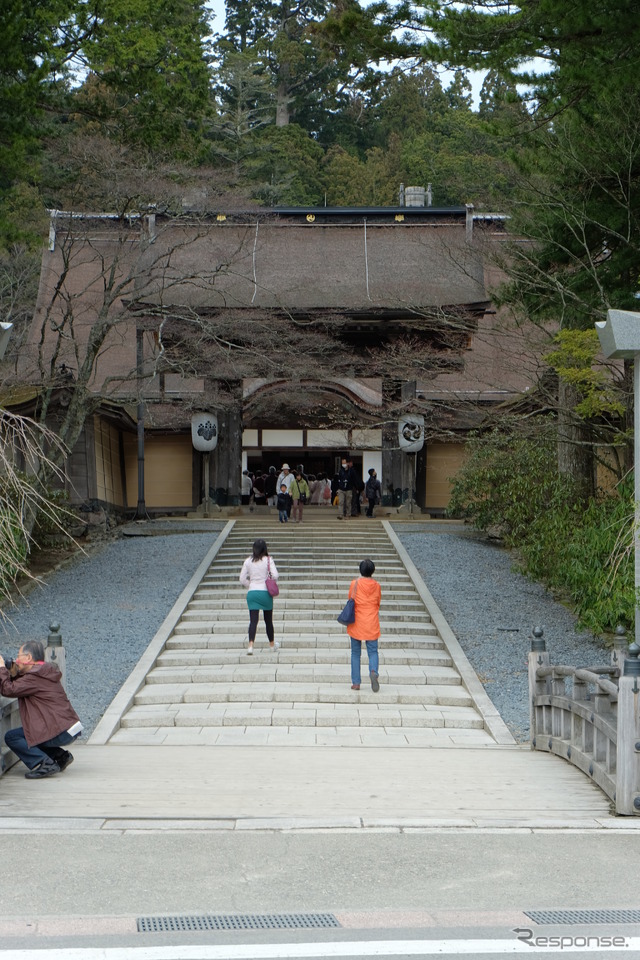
{"left": 419, "top": 0, "right": 640, "bottom": 492}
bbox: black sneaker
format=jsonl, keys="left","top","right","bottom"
{"left": 370, "top": 671, "right": 380, "bottom": 693}
{"left": 57, "top": 751, "right": 74, "bottom": 772}
{"left": 25, "top": 759, "right": 61, "bottom": 779}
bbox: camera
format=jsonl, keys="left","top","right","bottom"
{"left": 2, "top": 656, "right": 14, "bottom": 672}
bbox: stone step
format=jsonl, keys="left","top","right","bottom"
{"left": 188, "top": 589, "right": 422, "bottom": 601}
{"left": 224, "top": 526, "right": 391, "bottom": 534}
{"left": 191, "top": 593, "right": 426, "bottom": 610}
{"left": 210, "top": 554, "right": 404, "bottom": 560}
{"left": 224, "top": 545, "right": 394, "bottom": 550}
{"left": 109, "top": 519, "right": 491, "bottom": 742}
{"left": 144, "top": 663, "right": 463, "bottom": 686}
{"left": 172, "top": 620, "right": 438, "bottom": 637}
{"left": 120, "top": 701, "right": 484, "bottom": 730}
{"left": 208, "top": 551, "right": 404, "bottom": 561}
{"left": 166, "top": 634, "right": 444, "bottom": 651}
{"left": 183, "top": 605, "right": 430, "bottom": 623}
{"left": 207, "top": 568, "right": 409, "bottom": 577}
{"left": 134, "top": 681, "right": 473, "bottom": 707}
{"left": 156, "top": 648, "right": 452, "bottom": 667}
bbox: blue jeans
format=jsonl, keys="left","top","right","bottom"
{"left": 5, "top": 726, "right": 79, "bottom": 771}
{"left": 278, "top": 510, "right": 288, "bottom": 522}
{"left": 350, "top": 638, "right": 379, "bottom": 685}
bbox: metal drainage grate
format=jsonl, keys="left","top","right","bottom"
{"left": 137, "top": 913, "right": 341, "bottom": 933}
{"left": 525, "top": 909, "right": 640, "bottom": 925}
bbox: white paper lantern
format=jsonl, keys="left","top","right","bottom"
{"left": 191, "top": 413, "right": 218, "bottom": 451}
{"left": 0, "top": 321, "right": 13, "bottom": 360}
{"left": 398, "top": 416, "right": 424, "bottom": 453}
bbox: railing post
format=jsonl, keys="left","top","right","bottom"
{"left": 45, "top": 622, "right": 67, "bottom": 690}
{"left": 611, "top": 624, "right": 627, "bottom": 673}
{"left": 616, "top": 640, "right": 640, "bottom": 815}
{"left": 529, "top": 626, "right": 549, "bottom": 747}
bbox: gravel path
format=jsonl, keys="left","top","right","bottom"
{"left": 0, "top": 531, "right": 223, "bottom": 738}
{"left": 0, "top": 521, "right": 610, "bottom": 742}
{"left": 393, "top": 522, "right": 609, "bottom": 741}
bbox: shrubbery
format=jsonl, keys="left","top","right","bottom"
{"left": 0, "top": 503, "right": 29, "bottom": 597}
{"left": 447, "top": 424, "right": 634, "bottom": 636}
{"left": 0, "top": 412, "right": 72, "bottom": 613}
{"left": 0, "top": 471, "right": 72, "bottom": 603}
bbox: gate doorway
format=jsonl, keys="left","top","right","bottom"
{"left": 246, "top": 450, "right": 364, "bottom": 483}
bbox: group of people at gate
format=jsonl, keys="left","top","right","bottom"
{"left": 242, "top": 458, "right": 383, "bottom": 521}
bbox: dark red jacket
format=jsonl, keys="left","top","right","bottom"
{"left": 0, "top": 662, "right": 80, "bottom": 747}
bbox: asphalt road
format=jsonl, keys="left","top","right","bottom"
{"left": 2, "top": 831, "right": 639, "bottom": 916}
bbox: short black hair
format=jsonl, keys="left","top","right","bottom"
{"left": 359, "top": 559, "right": 375, "bottom": 577}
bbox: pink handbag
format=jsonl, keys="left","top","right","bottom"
{"left": 265, "top": 557, "right": 279, "bottom": 597}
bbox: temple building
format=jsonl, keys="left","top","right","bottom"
{"left": 8, "top": 202, "right": 544, "bottom": 516}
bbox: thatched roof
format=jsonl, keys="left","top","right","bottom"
{"left": 134, "top": 213, "right": 488, "bottom": 313}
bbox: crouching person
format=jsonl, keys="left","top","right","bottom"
{"left": 0, "top": 641, "right": 82, "bottom": 779}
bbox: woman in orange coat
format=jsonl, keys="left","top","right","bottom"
{"left": 346, "top": 558, "right": 381, "bottom": 692}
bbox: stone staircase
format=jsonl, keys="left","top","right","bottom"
{"left": 109, "top": 517, "right": 497, "bottom": 746}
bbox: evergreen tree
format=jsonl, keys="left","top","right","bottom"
{"left": 216, "top": 0, "right": 416, "bottom": 131}
{"left": 208, "top": 50, "right": 274, "bottom": 177}
{"left": 419, "top": 0, "right": 640, "bottom": 492}
{"left": 75, "top": 0, "right": 213, "bottom": 150}
{"left": 0, "top": 0, "right": 78, "bottom": 244}
{"left": 418, "top": 0, "right": 640, "bottom": 118}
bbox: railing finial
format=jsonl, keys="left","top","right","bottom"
{"left": 623, "top": 639, "right": 640, "bottom": 677}
{"left": 531, "top": 626, "right": 546, "bottom": 653}
{"left": 614, "top": 624, "right": 627, "bottom": 645}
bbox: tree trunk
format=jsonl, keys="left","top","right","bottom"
{"left": 275, "top": 82, "right": 290, "bottom": 126}
{"left": 622, "top": 358, "right": 634, "bottom": 477}
{"left": 557, "top": 379, "right": 595, "bottom": 500}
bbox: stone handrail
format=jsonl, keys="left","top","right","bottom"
{"left": 528, "top": 626, "right": 640, "bottom": 816}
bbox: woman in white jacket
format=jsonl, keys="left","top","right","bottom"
{"left": 239, "top": 538, "right": 280, "bottom": 655}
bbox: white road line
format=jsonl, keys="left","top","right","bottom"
{"left": 0, "top": 937, "right": 637, "bottom": 959}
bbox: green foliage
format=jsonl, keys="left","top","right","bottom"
{"left": 322, "top": 137, "right": 401, "bottom": 206}
{"left": 448, "top": 425, "right": 635, "bottom": 635}
{"left": 32, "top": 487, "right": 73, "bottom": 540}
{"left": 0, "top": 469, "right": 70, "bottom": 605}
{"left": 421, "top": 0, "right": 640, "bottom": 330}
{"left": 447, "top": 422, "right": 569, "bottom": 543}
{"left": 546, "top": 329, "right": 626, "bottom": 419}
{"left": 552, "top": 488, "right": 635, "bottom": 634}
{"left": 0, "top": 504, "right": 28, "bottom": 596}
{"left": 76, "top": 0, "right": 213, "bottom": 151}
{"left": 418, "top": 0, "right": 640, "bottom": 114}
{"left": 0, "top": 0, "right": 77, "bottom": 245}
{"left": 246, "top": 124, "right": 324, "bottom": 205}
{"left": 400, "top": 109, "right": 515, "bottom": 207}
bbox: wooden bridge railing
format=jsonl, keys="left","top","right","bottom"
{"left": 529, "top": 626, "right": 640, "bottom": 815}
